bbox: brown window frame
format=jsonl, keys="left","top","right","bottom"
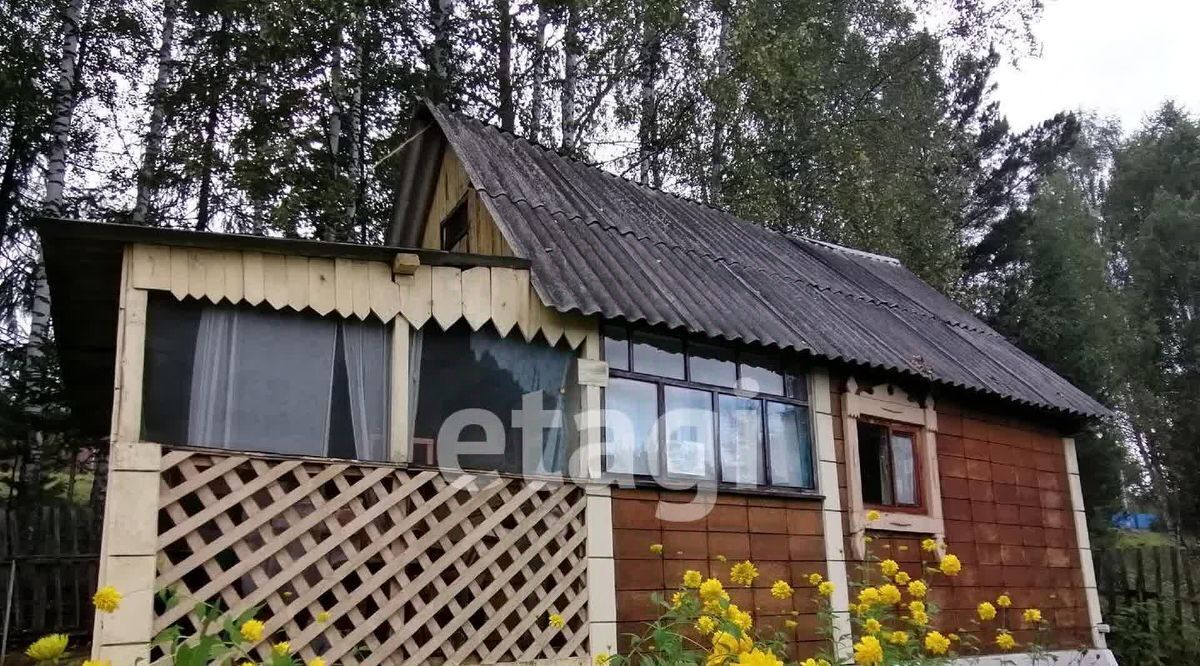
{"left": 600, "top": 324, "right": 818, "bottom": 495}
{"left": 440, "top": 200, "right": 469, "bottom": 252}
{"left": 856, "top": 417, "right": 924, "bottom": 513}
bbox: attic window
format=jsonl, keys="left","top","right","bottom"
{"left": 440, "top": 200, "right": 468, "bottom": 252}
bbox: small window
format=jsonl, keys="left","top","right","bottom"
{"left": 440, "top": 200, "right": 469, "bottom": 252}
{"left": 857, "top": 420, "right": 920, "bottom": 508}
{"left": 142, "top": 295, "right": 391, "bottom": 461}
{"left": 631, "top": 331, "right": 684, "bottom": 379}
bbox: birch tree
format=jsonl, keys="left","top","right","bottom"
{"left": 131, "top": 0, "right": 177, "bottom": 226}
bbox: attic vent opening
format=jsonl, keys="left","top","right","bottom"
{"left": 440, "top": 200, "right": 468, "bottom": 252}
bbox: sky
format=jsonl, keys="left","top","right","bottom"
{"left": 993, "top": 0, "right": 1200, "bottom": 134}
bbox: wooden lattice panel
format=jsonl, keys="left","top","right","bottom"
{"left": 155, "top": 448, "right": 589, "bottom": 665}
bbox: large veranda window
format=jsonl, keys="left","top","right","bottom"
{"left": 141, "top": 294, "right": 392, "bottom": 461}
{"left": 601, "top": 325, "right": 815, "bottom": 490}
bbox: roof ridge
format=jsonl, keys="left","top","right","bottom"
{"left": 428, "top": 102, "right": 906, "bottom": 269}
{"left": 479, "top": 188, "right": 1001, "bottom": 339}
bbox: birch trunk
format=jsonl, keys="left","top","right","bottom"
{"left": 496, "top": 0, "right": 514, "bottom": 132}
{"left": 327, "top": 15, "right": 345, "bottom": 241}
{"left": 636, "top": 1, "right": 659, "bottom": 185}
{"left": 528, "top": 3, "right": 549, "bottom": 143}
{"left": 42, "top": 0, "right": 86, "bottom": 216}
{"left": 427, "top": 0, "right": 453, "bottom": 102}
{"left": 708, "top": 0, "right": 731, "bottom": 204}
{"left": 560, "top": 1, "right": 580, "bottom": 154}
{"left": 346, "top": 10, "right": 365, "bottom": 237}
{"left": 132, "top": 0, "right": 178, "bottom": 226}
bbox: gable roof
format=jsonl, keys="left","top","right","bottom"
{"left": 388, "top": 102, "right": 1110, "bottom": 420}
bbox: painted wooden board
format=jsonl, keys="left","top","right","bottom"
{"left": 460, "top": 267, "right": 491, "bottom": 331}
{"left": 308, "top": 258, "right": 336, "bottom": 316}
{"left": 242, "top": 252, "right": 265, "bottom": 305}
{"left": 431, "top": 267, "right": 463, "bottom": 330}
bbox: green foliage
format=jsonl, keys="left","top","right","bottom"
{"left": 1107, "top": 600, "right": 1200, "bottom": 666}
{"left": 153, "top": 590, "right": 299, "bottom": 666}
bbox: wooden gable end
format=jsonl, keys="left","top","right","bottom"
{"left": 421, "top": 146, "right": 513, "bottom": 257}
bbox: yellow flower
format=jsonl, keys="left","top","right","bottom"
{"left": 308, "top": 659, "right": 326, "bottom": 666}
{"left": 785, "top": 619, "right": 798, "bottom": 628}
{"left": 549, "top": 613, "right": 566, "bottom": 629}
{"left": 801, "top": 660, "right": 831, "bottom": 666}
{"left": 272, "top": 642, "right": 290, "bottom": 656}
{"left": 807, "top": 572, "right": 823, "bottom": 586}
{"left": 92, "top": 586, "right": 122, "bottom": 613}
{"left": 997, "top": 594, "right": 1012, "bottom": 608}
{"left": 939, "top": 553, "right": 962, "bottom": 576}
{"left": 726, "top": 604, "right": 753, "bottom": 631}
{"left": 908, "top": 600, "right": 926, "bottom": 614}
{"left": 240, "top": 619, "right": 265, "bottom": 643}
{"left": 864, "top": 618, "right": 881, "bottom": 634}
{"left": 1023, "top": 608, "right": 1043, "bottom": 624}
{"left": 852, "top": 635, "right": 884, "bottom": 665}
{"left": 711, "top": 631, "right": 751, "bottom": 660}
{"left": 595, "top": 653, "right": 611, "bottom": 665}
{"left": 696, "top": 615, "right": 718, "bottom": 635}
{"left": 996, "top": 630, "right": 1017, "bottom": 650}
{"left": 700, "top": 577, "right": 727, "bottom": 602}
{"left": 650, "top": 543, "right": 664, "bottom": 555}
{"left": 921, "top": 538, "right": 938, "bottom": 552}
{"left": 671, "top": 591, "right": 686, "bottom": 608}
{"left": 818, "top": 581, "right": 834, "bottom": 597}
{"left": 978, "top": 601, "right": 997, "bottom": 621}
{"left": 866, "top": 510, "right": 881, "bottom": 522}
{"left": 924, "top": 631, "right": 951, "bottom": 655}
{"left": 879, "top": 559, "right": 899, "bottom": 577}
{"left": 26, "top": 634, "right": 68, "bottom": 662}
{"left": 857, "top": 586, "right": 880, "bottom": 607}
{"left": 716, "top": 554, "right": 728, "bottom": 562}
{"left": 906, "top": 580, "right": 927, "bottom": 598}
{"left": 949, "top": 633, "right": 961, "bottom": 642}
{"left": 82, "top": 661, "right": 111, "bottom": 666}
{"left": 878, "top": 584, "right": 901, "bottom": 605}
{"left": 735, "top": 649, "right": 783, "bottom": 666}
{"left": 770, "top": 580, "right": 793, "bottom": 599}
{"left": 684, "top": 570, "right": 703, "bottom": 588}
{"left": 888, "top": 630, "right": 908, "bottom": 645}
{"left": 909, "top": 610, "right": 928, "bottom": 626}
{"left": 730, "top": 560, "right": 759, "bottom": 586}
{"left": 894, "top": 571, "right": 911, "bottom": 585}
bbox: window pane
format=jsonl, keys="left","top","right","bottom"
{"left": 664, "top": 386, "right": 715, "bottom": 478}
{"left": 766, "top": 401, "right": 813, "bottom": 488}
{"left": 891, "top": 432, "right": 917, "bottom": 505}
{"left": 688, "top": 343, "right": 737, "bottom": 388}
{"left": 739, "top": 354, "right": 783, "bottom": 395}
{"left": 631, "top": 331, "right": 684, "bottom": 379}
{"left": 786, "top": 370, "right": 809, "bottom": 402}
{"left": 142, "top": 295, "right": 390, "bottom": 461}
{"left": 719, "top": 395, "right": 763, "bottom": 485}
{"left": 413, "top": 323, "right": 573, "bottom": 474}
{"left": 856, "top": 421, "right": 889, "bottom": 505}
{"left": 604, "top": 378, "right": 659, "bottom": 476}
{"left": 603, "top": 325, "right": 629, "bottom": 371}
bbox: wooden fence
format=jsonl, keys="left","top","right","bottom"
{"left": 1094, "top": 546, "right": 1200, "bottom": 630}
{"left": 0, "top": 506, "right": 100, "bottom": 643}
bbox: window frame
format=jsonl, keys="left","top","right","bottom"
{"left": 601, "top": 325, "right": 818, "bottom": 495}
{"left": 842, "top": 377, "right": 945, "bottom": 559}
{"left": 440, "top": 199, "right": 469, "bottom": 252}
{"left": 856, "top": 417, "right": 924, "bottom": 513}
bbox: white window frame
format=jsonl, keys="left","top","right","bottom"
{"left": 842, "top": 377, "right": 944, "bottom": 559}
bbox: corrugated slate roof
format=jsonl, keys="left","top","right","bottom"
{"left": 388, "top": 102, "right": 1110, "bottom": 419}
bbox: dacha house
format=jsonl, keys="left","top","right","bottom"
{"left": 38, "top": 101, "right": 1114, "bottom": 665}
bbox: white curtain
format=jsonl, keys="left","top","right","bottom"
{"left": 341, "top": 318, "right": 391, "bottom": 461}
{"left": 185, "top": 303, "right": 390, "bottom": 460}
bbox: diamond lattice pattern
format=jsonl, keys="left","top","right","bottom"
{"left": 155, "top": 449, "right": 589, "bottom": 665}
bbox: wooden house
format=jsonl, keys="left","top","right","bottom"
{"left": 37, "top": 101, "right": 1114, "bottom": 665}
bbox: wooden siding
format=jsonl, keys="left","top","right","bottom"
{"left": 610, "top": 489, "right": 828, "bottom": 661}
{"left": 127, "top": 243, "right": 588, "bottom": 347}
{"left": 421, "top": 146, "right": 513, "bottom": 257}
